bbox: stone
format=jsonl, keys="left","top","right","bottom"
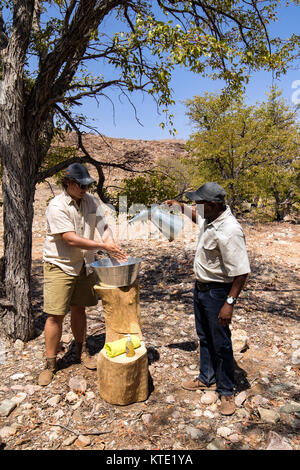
{"left": 25, "top": 375, "right": 34, "bottom": 382}
{"left": 62, "top": 435, "right": 77, "bottom": 446}
{"left": 11, "top": 392, "right": 27, "bottom": 404}
{"left": 66, "top": 391, "right": 78, "bottom": 403}
{"left": 229, "top": 433, "right": 242, "bottom": 443}
{"left": 217, "top": 427, "right": 232, "bottom": 439}
{"left": 13, "top": 339, "right": 24, "bottom": 351}
{"left": 10, "top": 385, "right": 24, "bottom": 391}
{"left": 47, "top": 430, "right": 59, "bottom": 441}
{"left": 61, "top": 334, "right": 73, "bottom": 344}
{"left": 141, "top": 413, "right": 152, "bottom": 425}
{"left": 235, "top": 408, "right": 249, "bottom": 419}
{"left": 235, "top": 391, "right": 247, "bottom": 407}
{"left": 24, "top": 384, "right": 42, "bottom": 395}
{"left": 266, "top": 431, "right": 293, "bottom": 450}
{"left": 53, "top": 409, "right": 64, "bottom": 421}
{"left": 85, "top": 391, "right": 95, "bottom": 400}
{"left": 72, "top": 398, "right": 83, "bottom": 410}
{"left": 206, "top": 403, "right": 217, "bottom": 412}
{"left": 0, "top": 424, "right": 19, "bottom": 439}
{"left": 72, "top": 409, "right": 83, "bottom": 423}
{"left": 166, "top": 395, "right": 175, "bottom": 404}
{"left": 75, "top": 435, "right": 91, "bottom": 447}
{"left": 279, "top": 402, "right": 300, "bottom": 414}
{"left": 10, "top": 373, "right": 25, "bottom": 380}
{"left": 200, "top": 391, "right": 218, "bottom": 405}
{"left": 185, "top": 426, "right": 204, "bottom": 440}
{"left": 21, "top": 403, "right": 33, "bottom": 410}
{"left": 68, "top": 376, "right": 87, "bottom": 394}
{"left": 207, "top": 438, "right": 228, "bottom": 450}
{"left": 231, "top": 329, "right": 249, "bottom": 353}
{"left": 291, "top": 349, "right": 300, "bottom": 368}
{"left": 258, "top": 407, "right": 280, "bottom": 424}
{"left": 251, "top": 395, "right": 269, "bottom": 407}
{"left": 203, "top": 410, "right": 215, "bottom": 419}
{"left": 0, "top": 399, "right": 17, "bottom": 417}
{"left": 47, "top": 395, "right": 61, "bottom": 407}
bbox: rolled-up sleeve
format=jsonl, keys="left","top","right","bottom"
{"left": 217, "top": 229, "right": 251, "bottom": 277}
{"left": 46, "top": 203, "right": 75, "bottom": 235}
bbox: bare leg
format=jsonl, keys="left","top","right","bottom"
{"left": 39, "top": 314, "right": 64, "bottom": 386}
{"left": 44, "top": 314, "right": 64, "bottom": 357}
{"left": 70, "top": 305, "right": 86, "bottom": 344}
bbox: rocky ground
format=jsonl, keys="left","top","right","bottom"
{"left": 0, "top": 181, "right": 299, "bottom": 451}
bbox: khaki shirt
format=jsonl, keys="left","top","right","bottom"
{"left": 43, "top": 190, "right": 106, "bottom": 276}
{"left": 194, "top": 206, "right": 250, "bottom": 283}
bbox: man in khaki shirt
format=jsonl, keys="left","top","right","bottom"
{"left": 39, "top": 163, "right": 127, "bottom": 386}
{"left": 166, "top": 182, "right": 250, "bottom": 415}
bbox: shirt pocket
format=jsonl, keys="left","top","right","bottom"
{"left": 202, "top": 235, "right": 219, "bottom": 267}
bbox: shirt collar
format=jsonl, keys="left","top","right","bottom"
{"left": 63, "top": 189, "right": 74, "bottom": 206}
{"left": 62, "top": 189, "right": 87, "bottom": 208}
{"left": 205, "top": 205, "right": 232, "bottom": 230}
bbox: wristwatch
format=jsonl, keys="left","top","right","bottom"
{"left": 226, "top": 296, "right": 237, "bottom": 305}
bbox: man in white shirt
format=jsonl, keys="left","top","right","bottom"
{"left": 165, "top": 182, "right": 250, "bottom": 415}
{"left": 39, "top": 163, "right": 127, "bottom": 386}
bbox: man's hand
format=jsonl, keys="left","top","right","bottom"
{"left": 103, "top": 240, "right": 128, "bottom": 263}
{"left": 218, "top": 303, "right": 233, "bottom": 327}
{"left": 61, "top": 231, "right": 128, "bottom": 262}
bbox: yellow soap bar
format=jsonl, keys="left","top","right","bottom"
{"left": 104, "top": 335, "right": 141, "bottom": 358}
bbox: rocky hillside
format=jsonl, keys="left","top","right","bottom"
{"left": 52, "top": 133, "right": 188, "bottom": 189}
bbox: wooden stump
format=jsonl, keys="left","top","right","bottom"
{"left": 97, "top": 343, "right": 148, "bottom": 405}
{"left": 93, "top": 281, "right": 149, "bottom": 405}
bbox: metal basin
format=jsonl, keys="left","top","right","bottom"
{"left": 91, "top": 257, "right": 142, "bottom": 287}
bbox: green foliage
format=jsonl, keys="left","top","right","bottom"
{"left": 185, "top": 88, "right": 300, "bottom": 219}
{"left": 112, "top": 153, "right": 196, "bottom": 208}
{"left": 113, "top": 171, "right": 179, "bottom": 208}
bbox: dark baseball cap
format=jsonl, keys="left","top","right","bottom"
{"left": 64, "top": 163, "right": 95, "bottom": 185}
{"left": 185, "top": 182, "right": 226, "bottom": 202}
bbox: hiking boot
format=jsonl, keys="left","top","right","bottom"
{"left": 182, "top": 377, "right": 217, "bottom": 391}
{"left": 74, "top": 342, "right": 97, "bottom": 370}
{"left": 38, "top": 357, "right": 57, "bottom": 386}
{"left": 219, "top": 395, "right": 236, "bottom": 415}
{"left": 81, "top": 350, "right": 97, "bottom": 370}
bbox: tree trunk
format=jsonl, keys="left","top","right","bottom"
{"left": 0, "top": 139, "right": 36, "bottom": 340}
{"left": 274, "top": 190, "right": 284, "bottom": 221}
{"left": 0, "top": 1, "right": 37, "bottom": 340}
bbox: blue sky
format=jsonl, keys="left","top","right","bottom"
{"left": 5, "top": 2, "right": 296, "bottom": 141}
{"left": 72, "top": 3, "right": 299, "bottom": 141}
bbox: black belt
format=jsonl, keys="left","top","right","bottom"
{"left": 196, "top": 280, "right": 232, "bottom": 292}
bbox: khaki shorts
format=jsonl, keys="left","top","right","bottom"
{"left": 43, "top": 262, "right": 98, "bottom": 316}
